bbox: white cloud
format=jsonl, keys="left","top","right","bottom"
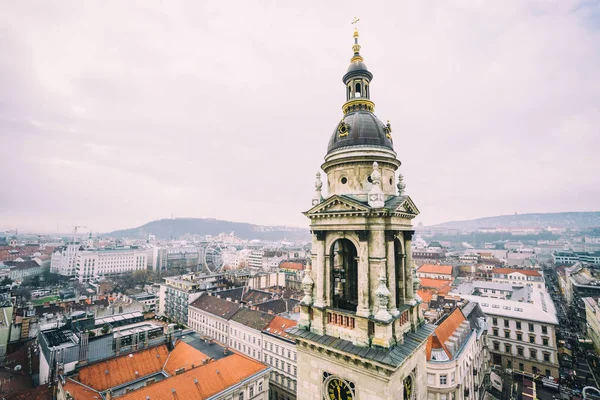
{"left": 1, "top": 0, "right": 599, "bottom": 232}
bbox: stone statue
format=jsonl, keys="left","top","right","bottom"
{"left": 368, "top": 162, "right": 385, "bottom": 208}
{"left": 312, "top": 172, "right": 324, "bottom": 206}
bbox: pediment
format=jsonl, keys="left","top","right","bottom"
{"left": 394, "top": 196, "right": 420, "bottom": 216}
{"left": 305, "top": 195, "right": 370, "bottom": 216}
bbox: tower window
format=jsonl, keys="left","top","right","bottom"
{"left": 341, "top": 177, "right": 348, "bottom": 185}
{"left": 355, "top": 82, "right": 361, "bottom": 98}
{"left": 330, "top": 239, "right": 358, "bottom": 312}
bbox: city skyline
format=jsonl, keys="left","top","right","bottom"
{"left": 2, "top": 1, "right": 599, "bottom": 233}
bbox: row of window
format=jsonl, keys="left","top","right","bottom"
{"left": 491, "top": 318, "right": 548, "bottom": 334}
{"left": 264, "top": 354, "right": 297, "bottom": 377}
{"left": 491, "top": 328, "right": 550, "bottom": 345}
{"left": 492, "top": 342, "right": 552, "bottom": 362}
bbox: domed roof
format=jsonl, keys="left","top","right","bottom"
{"left": 327, "top": 111, "right": 393, "bottom": 153}
{"left": 343, "top": 61, "right": 373, "bottom": 83}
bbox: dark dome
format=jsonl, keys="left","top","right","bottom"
{"left": 343, "top": 61, "right": 373, "bottom": 82}
{"left": 327, "top": 111, "right": 393, "bottom": 153}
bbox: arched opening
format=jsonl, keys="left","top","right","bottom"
{"left": 330, "top": 239, "right": 358, "bottom": 312}
{"left": 394, "top": 238, "right": 405, "bottom": 307}
{"left": 354, "top": 82, "right": 362, "bottom": 98}
{"left": 365, "top": 84, "right": 369, "bottom": 98}
{"left": 347, "top": 85, "right": 352, "bottom": 101}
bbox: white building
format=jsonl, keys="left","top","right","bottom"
{"left": 457, "top": 290, "right": 559, "bottom": 378}
{"left": 51, "top": 244, "right": 147, "bottom": 282}
{"left": 188, "top": 293, "right": 241, "bottom": 344}
{"left": 262, "top": 316, "right": 298, "bottom": 399}
{"left": 158, "top": 273, "right": 222, "bottom": 324}
{"left": 248, "top": 250, "right": 265, "bottom": 269}
{"left": 426, "top": 304, "right": 488, "bottom": 400}
{"left": 229, "top": 307, "right": 274, "bottom": 360}
{"left": 491, "top": 268, "right": 544, "bottom": 290}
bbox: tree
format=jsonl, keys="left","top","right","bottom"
{"left": 101, "top": 324, "right": 110, "bottom": 334}
{"left": 0, "top": 277, "right": 13, "bottom": 287}
{"left": 14, "top": 286, "right": 31, "bottom": 303}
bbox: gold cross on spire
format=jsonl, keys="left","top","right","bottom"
{"left": 351, "top": 17, "right": 360, "bottom": 29}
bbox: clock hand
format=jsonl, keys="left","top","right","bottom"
{"left": 337, "top": 385, "right": 341, "bottom": 400}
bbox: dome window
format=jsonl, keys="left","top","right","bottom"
{"left": 341, "top": 177, "right": 348, "bottom": 185}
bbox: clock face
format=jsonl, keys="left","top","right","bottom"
{"left": 403, "top": 375, "right": 414, "bottom": 399}
{"left": 326, "top": 378, "right": 354, "bottom": 400}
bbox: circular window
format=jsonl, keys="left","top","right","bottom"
{"left": 367, "top": 175, "right": 373, "bottom": 183}
{"left": 341, "top": 177, "right": 348, "bottom": 185}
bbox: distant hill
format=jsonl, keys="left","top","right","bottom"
{"left": 435, "top": 212, "right": 600, "bottom": 231}
{"left": 107, "top": 218, "right": 311, "bottom": 241}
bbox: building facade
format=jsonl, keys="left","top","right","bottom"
{"left": 459, "top": 292, "right": 559, "bottom": 378}
{"left": 51, "top": 244, "right": 147, "bottom": 282}
{"left": 288, "top": 27, "right": 432, "bottom": 400}
{"left": 158, "top": 273, "right": 222, "bottom": 324}
{"left": 426, "top": 305, "right": 488, "bottom": 400}
{"left": 263, "top": 316, "right": 298, "bottom": 400}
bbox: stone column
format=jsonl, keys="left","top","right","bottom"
{"left": 385, "top": 231, "right": 399, "bottom": 316}
{"left": 356, "top": 230, "right": 370, "bottom": 318}
{"left": 313, "top": 231, "right": 327, "bottom": 308}
{"left": 404, "top": 230, "right": 415, "bottom": 302}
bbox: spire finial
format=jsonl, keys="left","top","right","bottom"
{"left": 397, "top": 173, "right": 406, "bottom": 195}
{"left": 350, "top": 17, "right": 363, "bottom": 62}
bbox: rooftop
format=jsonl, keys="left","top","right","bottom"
{"left": 190, "top": 294, "right": 241, "bottom": 320}
{"left": 117, "top": 353, "right": 268, "bottom": 400}
{"left": 230, "top": 308, "right": 275, "bottom": 331}
{"left": 263, "top": 316, "right": 297, "bottom": 342}
{"left": 492, "top": 267, "right": 541, "bottom": 277}
{"left": 77, "top": 345, "right": 169, "bottom": 391}
{"left": 417, "top": 264, "right": 453, "bottom": 275}
{"left": 458, "top": 290, "right": 558, "bottom": 325}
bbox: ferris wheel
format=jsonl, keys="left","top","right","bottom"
{"left": 203, "top": 240, "right": 224, "bottom": 272}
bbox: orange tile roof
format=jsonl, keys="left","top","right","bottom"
{"left": 417, "top": 289, "right": 433, "bottom": 303}
{"left": 417, "top": 264, "right": 453, "bottom": 275}
{"left": 418, "top": 278, "right": 453, "bottom": 290}
{"left": 61, "top": 379, "right": 99, "bottom": 400}
{"left": 426, "top": 308, "right": 467, "bottom": 361}
{"left": 164, "top": 341, "right": 210, "bottom": 375}
{"left": 492, "top": 268, "right": 541, "bottom": 277}
{"left": 279, "top": 262, "right": 304, "bottom": 271}
{"left": 263, "top": 316, "right": 297, "bottom": 341}
{"left": 77, "top": 346, "right": 169, "bottom": 391}
{"left": 118, "top": 353, "right": 268, "bottom": 400}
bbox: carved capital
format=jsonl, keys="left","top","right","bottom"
{"left": 312, "top": 230, "right": 326, "bottom": 241}
{"left": 404, "top": 230, "right": 415, "bottom": 241}
{"left": 355, "top": 230, "right": 369, "bottom": 242}
{"left": 385, "top": 230, "right": 398, "bottom": 242}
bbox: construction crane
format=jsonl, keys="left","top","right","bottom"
{"left": 71, "top": 225, "right": 88, "bottom": 244}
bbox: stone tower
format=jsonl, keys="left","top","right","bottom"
{"left": 288, "top": 27, "right": 433, "bottom": 400}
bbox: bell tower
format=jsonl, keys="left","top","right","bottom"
{"left": 289, "top": 26, "right": 432, "bottom": 400}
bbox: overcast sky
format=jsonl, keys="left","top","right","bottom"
{"left": 1, "top": 1, "right": 599, "bottom": 233}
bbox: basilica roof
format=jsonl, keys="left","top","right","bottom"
{"left": 327, "top": 111, "right": 393, "bottom": 153}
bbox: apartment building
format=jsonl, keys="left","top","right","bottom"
{"left": 583, "top": 297, "right": 600, "bottom": 353}
{"left": 263, "top": 316, "right": 298, "bottom": 400}
{"left": 51, "top": 244, "right": 147, "bottom": 282}
{"left": 189, "top": 294, "right": 300, "bottom": 400}
{"left": 490, "top": 268, "right": 544, "bottom": 290}
{"left": 158, "top": 273, "right": 223, "bottom": 324}
{"left": 459, "top": 291, "right": 559, "bottom": 378}
{"left": 426, "top": 304, "right": 488, "bottom": 400}
{"left": 417, "top": 264, "right": 454, "bottom": 280}
{"left": 230, "top": 308, "right": 274, "bottom": 359}
{"left": 188, "top": 293, "right": 240, "bottom": 344}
